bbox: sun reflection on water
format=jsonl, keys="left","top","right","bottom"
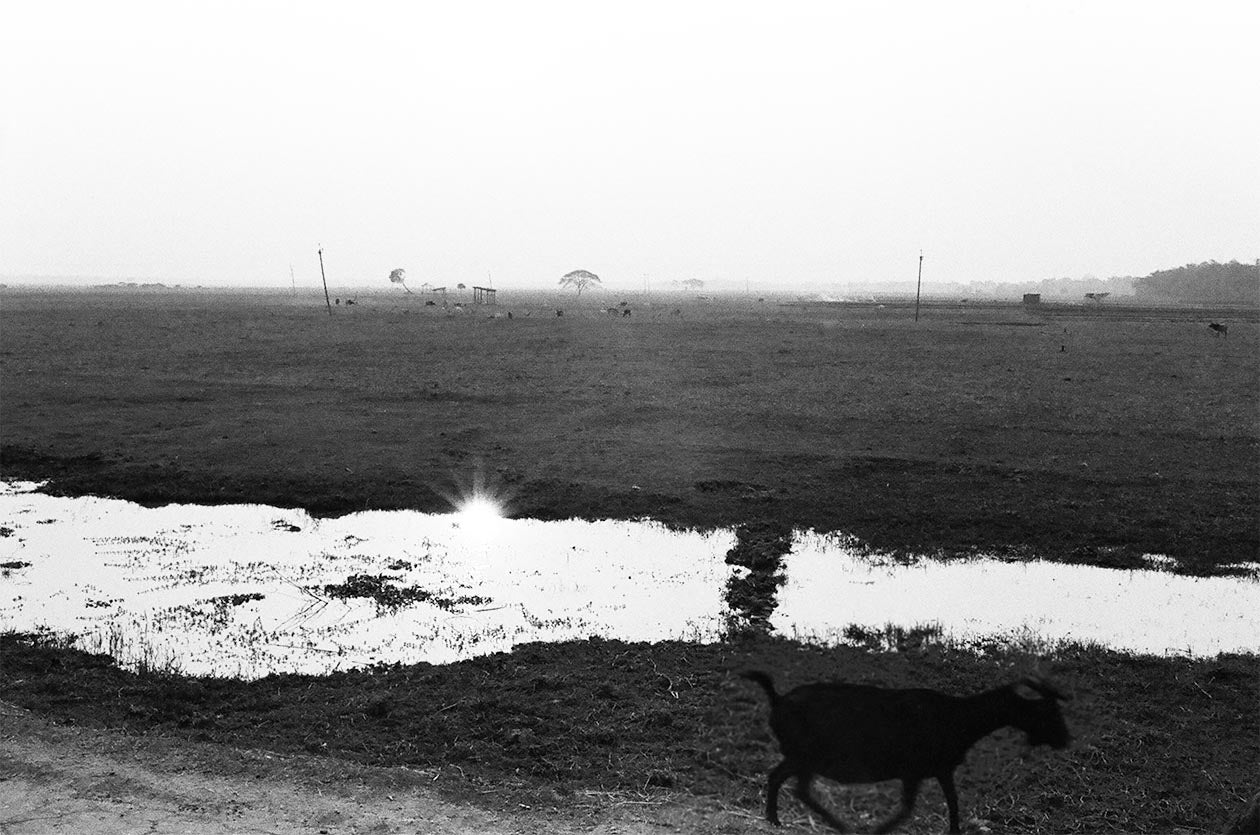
{"left": 456, "top": 493, "right": 505, "bottom": 525}
{"left": 2, "top": 482, "right": 1257, "bottom": 679}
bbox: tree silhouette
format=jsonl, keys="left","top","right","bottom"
{"left": 560, "top": 269, "right": 601, "bottom": 295}
{"left": 388, "top": 268, "right": 412, "bottom": 293}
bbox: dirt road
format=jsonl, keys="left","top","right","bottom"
{"left": 0, "top": 701, "right": 760, "bottom": 834}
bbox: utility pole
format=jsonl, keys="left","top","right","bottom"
{"left": 289, "top": 263, "right": 296, "bottom": 297}
{"left": 318, "top": 246, "right": 332, "bottom": 315}
{"left": 914, "top": 250, "right": 924, "bottom": 322}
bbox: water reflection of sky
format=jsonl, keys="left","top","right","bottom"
{"left": 1, "top": 482, "right": 1256, "bottom": 678}
{"left": 773, "top": 532, "right": 1259, "bottom": 657}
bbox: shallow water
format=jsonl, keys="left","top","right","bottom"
{"left": 1, "top": 482, "right": 1256, "bottom": 677}
{"left": 774, "top": 531, "right": 1259, "bottom": 656}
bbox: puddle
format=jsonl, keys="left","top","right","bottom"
{"left": 773, "top": 532, "right": 1260, "bottom": 657}
{"left": 0, "top": 488, "right": 734, "bottom": 677}
{"left": 1, "top": 483, "right": 1256, "bottom": 677}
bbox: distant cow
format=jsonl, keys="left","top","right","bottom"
{"left": 622, "top": 308, "right": 631, "bottom": 317}
{"left": 1209, "top": 322, "right": 1228, "bottom": 338}
{"left": 556, "top": 309, "right": 564, "bottom": 317}
{"left": 345, "top": 298, "right": 356, "bottom": 306}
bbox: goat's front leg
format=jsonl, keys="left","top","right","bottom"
{"left": 937, "top": 771, "right": 962, "bottom": 834}
{"left": 793, "top": 772, "right": 850, "bottom": 833}
{"left": 874, "top": 778, "right": 920, "bottom": 834}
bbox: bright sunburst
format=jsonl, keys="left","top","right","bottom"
{"left": 456, "top": 492, "right": 505, "bottom": 524}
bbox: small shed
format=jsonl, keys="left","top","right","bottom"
{"left": 472, "top": 286, "right": 497, "bottom": 304}
{"left": 1023, "top": 293, "right": 1041, "bottom": 305}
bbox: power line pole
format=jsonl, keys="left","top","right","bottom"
{"left": 914, "top": 250, "right": 924, "bottom": 322}
{"left": 289, "top": 263, "right": 296, "bottom": 297}
{"left": 318, "top": 246, "right": 332, "bottom": 315}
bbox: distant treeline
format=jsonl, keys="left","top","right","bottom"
{"left": 939, "top": 259, "right": 1258, "bottom": 305}
{"left": 1133, "top": 260, "right": 1259, "bottom": 305}
{"left": 939, "top": 274, "right": 1135, "bottom": 300}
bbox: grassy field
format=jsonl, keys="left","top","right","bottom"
{"left": 2, "top": 287, "right": 1256, "bottom": 571}
{"left": 3, "top": 632, "right": 1256, "bottom": 833}
{"left": 2, "top": 287, "right": 1258, "bottom": 832}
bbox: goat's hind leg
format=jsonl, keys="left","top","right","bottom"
{"left": 793, "top": 772, "right": 850, "bottom": 833}
{"left": 873, "top": 779, "right": 921, "bottom": 834}
{"left": 764, "top": 760, "right": 793, "bottom": 825}
{"left": 937, "top": 771, "right": 962, "bottom": 834}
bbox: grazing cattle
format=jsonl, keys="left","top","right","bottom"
{"left": 622, "top": 308, "right": 631, "bottom": 317}
{"left": 345, "top": 298, "right": 356, "bottom": 306}
{"left": 556, "top": 309, "right": 564, "bottom": 317}
{"left": 425, "top": 300, "right": 436, "bottom": 306}
{"left": 1209, "top": 322, "right": 1228, "bottom": 338}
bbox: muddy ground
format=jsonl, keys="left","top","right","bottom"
{"left": 0, "top": 695, "right": 758, "bottom": 834}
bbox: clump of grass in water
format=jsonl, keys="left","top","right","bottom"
{"left": 320, "top": 574, "right": 491, "bottom": 613}
{"left": 203, "top": 592, "right": 265, "bottom": 616}
{"left": 723, "top": 520, "right": 794, "bottom": 636}
{"left": 27, "top": 625, "right": 186, "bottom": 677}
{"left": 842, "top": 622, "right": 946, "bottom": 652}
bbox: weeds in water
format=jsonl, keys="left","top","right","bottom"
{"left": 842, "top": 622, "right": 946, "bottom": 652}
{"left": 61, "top": 624, "right": 187, "bottom": 677}
{"left": 320, "top": 573, "right": 491, "bottom": 613}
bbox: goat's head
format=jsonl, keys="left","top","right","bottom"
{"left": 1011, "top": 676, "right": 1072, "bottom": 749}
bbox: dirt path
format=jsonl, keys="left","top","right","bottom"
{"left": 0, "top": 701, "right": 762, "bottom": 834}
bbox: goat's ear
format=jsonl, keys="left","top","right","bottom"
{"left": 1018, "top": 675, "right": 1073, "bottom": 702}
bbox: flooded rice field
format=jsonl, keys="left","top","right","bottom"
{"left": 2, "top": 480, "right": 1256, "bottom": 678}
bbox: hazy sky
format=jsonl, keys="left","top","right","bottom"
{"left": 2, "top": 1, "right": 1257, "bottom": 291}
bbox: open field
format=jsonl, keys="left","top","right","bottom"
{"left": 2, "top": 288, "right": 1258, "bottom": 832}
{"left": 2, "top": 287, "right": 1256, "bottom": 571}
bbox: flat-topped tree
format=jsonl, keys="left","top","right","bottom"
{"left": 560, "top": 269, "right": 601, "bottom": 295}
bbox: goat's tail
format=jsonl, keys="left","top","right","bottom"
{"left": 740, "top": 670, "right": 779, "bottom": 706}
